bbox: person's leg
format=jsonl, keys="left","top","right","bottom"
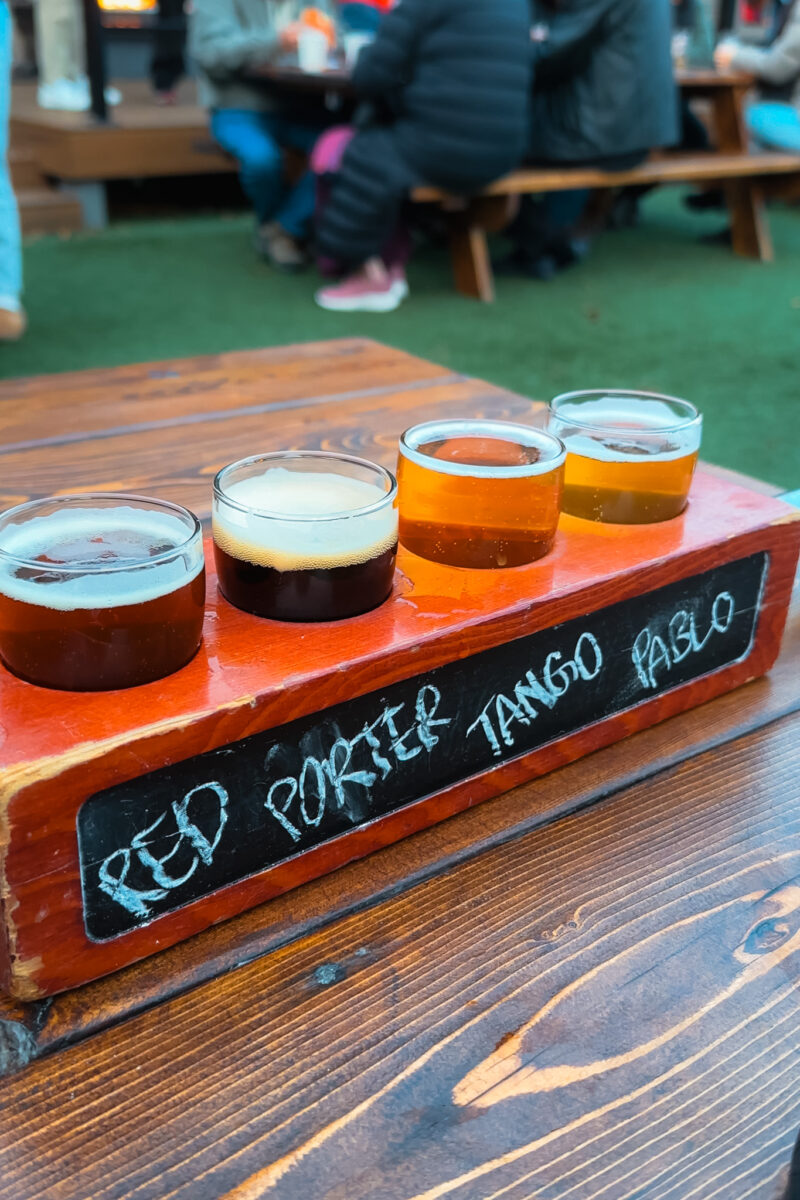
{"left": 0, "top": 4, "right": 24, "bottom": 338}
{"left": 381, "top": 220, "right": 411, "bottom": 270}
{"left": 542, "top": 188, "right": 590, "bottom": 238}
{"left": 66, "top": 0, "right": 86, "bottom": 80}
{"left": 151, "top": 0, "right": 186, "bottom": 98}
{"left": 210, "top": 109, "right": 286, "bottom": 223}
{"left": 315, "top": 129, "right": 416, "bottom": 311}
{"left": 502, "top": 196, "right": 559, "bottom": 278}
{"left": 505, "top": 152, "right": 647, "bottom": 277}
{"left": 318, "top": 128, "right": 414, "bottom": 263}
{"left": 268, "top": 116, "right": 326, "bottom": 242}
{"left": 35, "top": 0, "right": 74, "bottom": 87}
{"left": 211, "top": 109, "right": 309, "bottom": 268}
{"left": 747, "top": 101, "right": 800, "bottom": 153}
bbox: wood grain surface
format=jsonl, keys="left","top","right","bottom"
{"left": 0, "top": 711, "right": 798, "bottom": 1199}
{"left": 1, "top": 339, "right": 798, "bottom": 1198}
{"left": 0, "top": 339, "right": 524, "bottom": 516}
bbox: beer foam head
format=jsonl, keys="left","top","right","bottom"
{"left": 213, "top": 468, "right": 398, "bottom": 571}
{"left": 0, "top": 505, "right": 204, "bottom": 611}
{"left": 401, "top": 420, "right": 566, "bottom": 478}
{"left": 554, "top": 394, "right": 702, "bottom": 463}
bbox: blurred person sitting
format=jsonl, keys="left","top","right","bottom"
{"left": 504, "top": 0, "right": 679, "bottom": 280}
{"left": 715, "top": 0, "right": 800, "bottom": 151}
{"left": 314, "top": 0, "right": 531, "bottom": 312}
{"left": 190, "top": 0, "right": 329, "bottom": 271}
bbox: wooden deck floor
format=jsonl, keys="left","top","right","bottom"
{"left": 10, "top": 79, "right": 232, "bottom": 182}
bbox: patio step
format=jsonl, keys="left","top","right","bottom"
{"left": 10, "top": 147, "right": 45, "bottom": 191}
{"left": 18, "top": 188, "right": 83, "bottom": 236}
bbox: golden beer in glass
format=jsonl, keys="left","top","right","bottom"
{"left": 547, "top": 390, "right": 702, "bottom": 524}
{"left": 397, "top": 419, "right": 566, "bottom": 569}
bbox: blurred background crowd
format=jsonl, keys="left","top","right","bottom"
{"left": 0, "top": 0, "right": 798, "bottom": 328}
{"left": 0, "top": 0, "right": 798, "bottom": 494}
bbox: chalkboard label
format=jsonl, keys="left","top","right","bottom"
{"left": 78, "top": 553, "right": 767, "bottom": 941}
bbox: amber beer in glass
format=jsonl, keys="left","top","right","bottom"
{"left": 213, "top": 452, "right": 398, "bottom": 622}
{"left": 397, "top": 419, "right": 566, "bottom": 569}
{"left": 0, "top": 494, "right": 205, "bottom": 691}
{"left": 547, "top": 390, "right": 702, "bottom": 524}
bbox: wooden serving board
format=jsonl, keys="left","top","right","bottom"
{"left": 1, "top": 471, "right": 798, "bottom": 1000}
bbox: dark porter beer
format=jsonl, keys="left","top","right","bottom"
{"left": 213, "top": 456, "right": 398, "bottom": 622}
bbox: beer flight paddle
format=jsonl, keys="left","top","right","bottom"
{"left": 2, "top": 393, "right": 799, "bottom": 999}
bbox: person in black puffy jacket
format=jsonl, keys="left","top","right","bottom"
{"left": 315, "top": 0, "right": 532, "bottom": 312}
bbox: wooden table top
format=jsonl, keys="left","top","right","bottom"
{"left": 0, "top": 339, "right": 798, "bottom": 1200}
{"left": 252, "top": 63, "right": 753, "bottom": 97}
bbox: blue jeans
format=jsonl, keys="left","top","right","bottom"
{"left": 748, "top": 101, "right": 800, "bottom": 154}
{"left": 0, "top": 5, "right": 21, "bottom": 308}
{"left": 211, "top": 109, "right": 320, "bottom": 238}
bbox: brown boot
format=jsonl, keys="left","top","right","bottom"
{"left": 0, "top": 308, "right": 27, "bottom": 342}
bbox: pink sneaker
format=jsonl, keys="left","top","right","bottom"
{"left": 315, "top": 259, "right": 405, "bottom": 313}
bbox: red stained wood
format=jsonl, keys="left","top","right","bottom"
{"left": 1, "top": 466, "right": 798, "bottom": 999}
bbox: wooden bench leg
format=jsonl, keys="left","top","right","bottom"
{"left": 449, "top": 222, "right": 495, "bottom": 302}
{"left": 724, "top": 179, "right": 773, "bottom": 261}
{"left": 446, "top": 197, "right": 512, "bottom": 301}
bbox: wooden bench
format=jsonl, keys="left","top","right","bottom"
{"left": 413, "top": 150, "right": 800, "bottom": 302}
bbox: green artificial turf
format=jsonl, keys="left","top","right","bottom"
{"left": 2, "top": 188, "right": 798, "bottom": 487}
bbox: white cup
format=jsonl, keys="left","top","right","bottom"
{"left": 297, "top": 28, "right": 330, "bottom": 74}
{"left": 343, "top": 31, "right": 374, "bottom": 68}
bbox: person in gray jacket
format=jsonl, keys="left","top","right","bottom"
{"left": 716, "top": 0, "right": 800, "bottom": 151}
{"left": 189, "top": 0, "right": 323, "bottom": 269}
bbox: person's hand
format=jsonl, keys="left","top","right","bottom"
{"left": 714, "top": 42, "right": 737, "bottom": 70}
{"left": 279, "top": 24, "right": 300, "bottom": 52}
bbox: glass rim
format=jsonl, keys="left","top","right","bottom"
{"left": 548, "top": 389, "right": 701, "bottom": 436}
{"left": 0, "top": 492, "right": 202, "bottom": 574}
{"left": 213, "top": 451, "right": 398, "bottom": 522}
{"left": 399, "top": 419, "right": 567, "bottom": 479}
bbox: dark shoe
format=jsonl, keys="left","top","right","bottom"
{"left": 607, "top": 190, "right": 641, "bottom": 230}
{"left": 700, "top": 227, "right": 733, "bottom": 247}
{"left": 254, "top": 221, "right": 308, "bottom": 272}
{"left": 685, "top": 188, "right": 725, "bottom": 212}
{"left": 550, "top": 236, "right": 591, "bottom": 269}
{"left": 495, "top": 249, "right": 558, "bottom": 281}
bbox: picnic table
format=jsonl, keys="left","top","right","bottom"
{"left": 250, "top": 63, "right": 800, "bottom": 298}
{"left": 0, "top": 339, "right": 799, "bottom": 1199}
